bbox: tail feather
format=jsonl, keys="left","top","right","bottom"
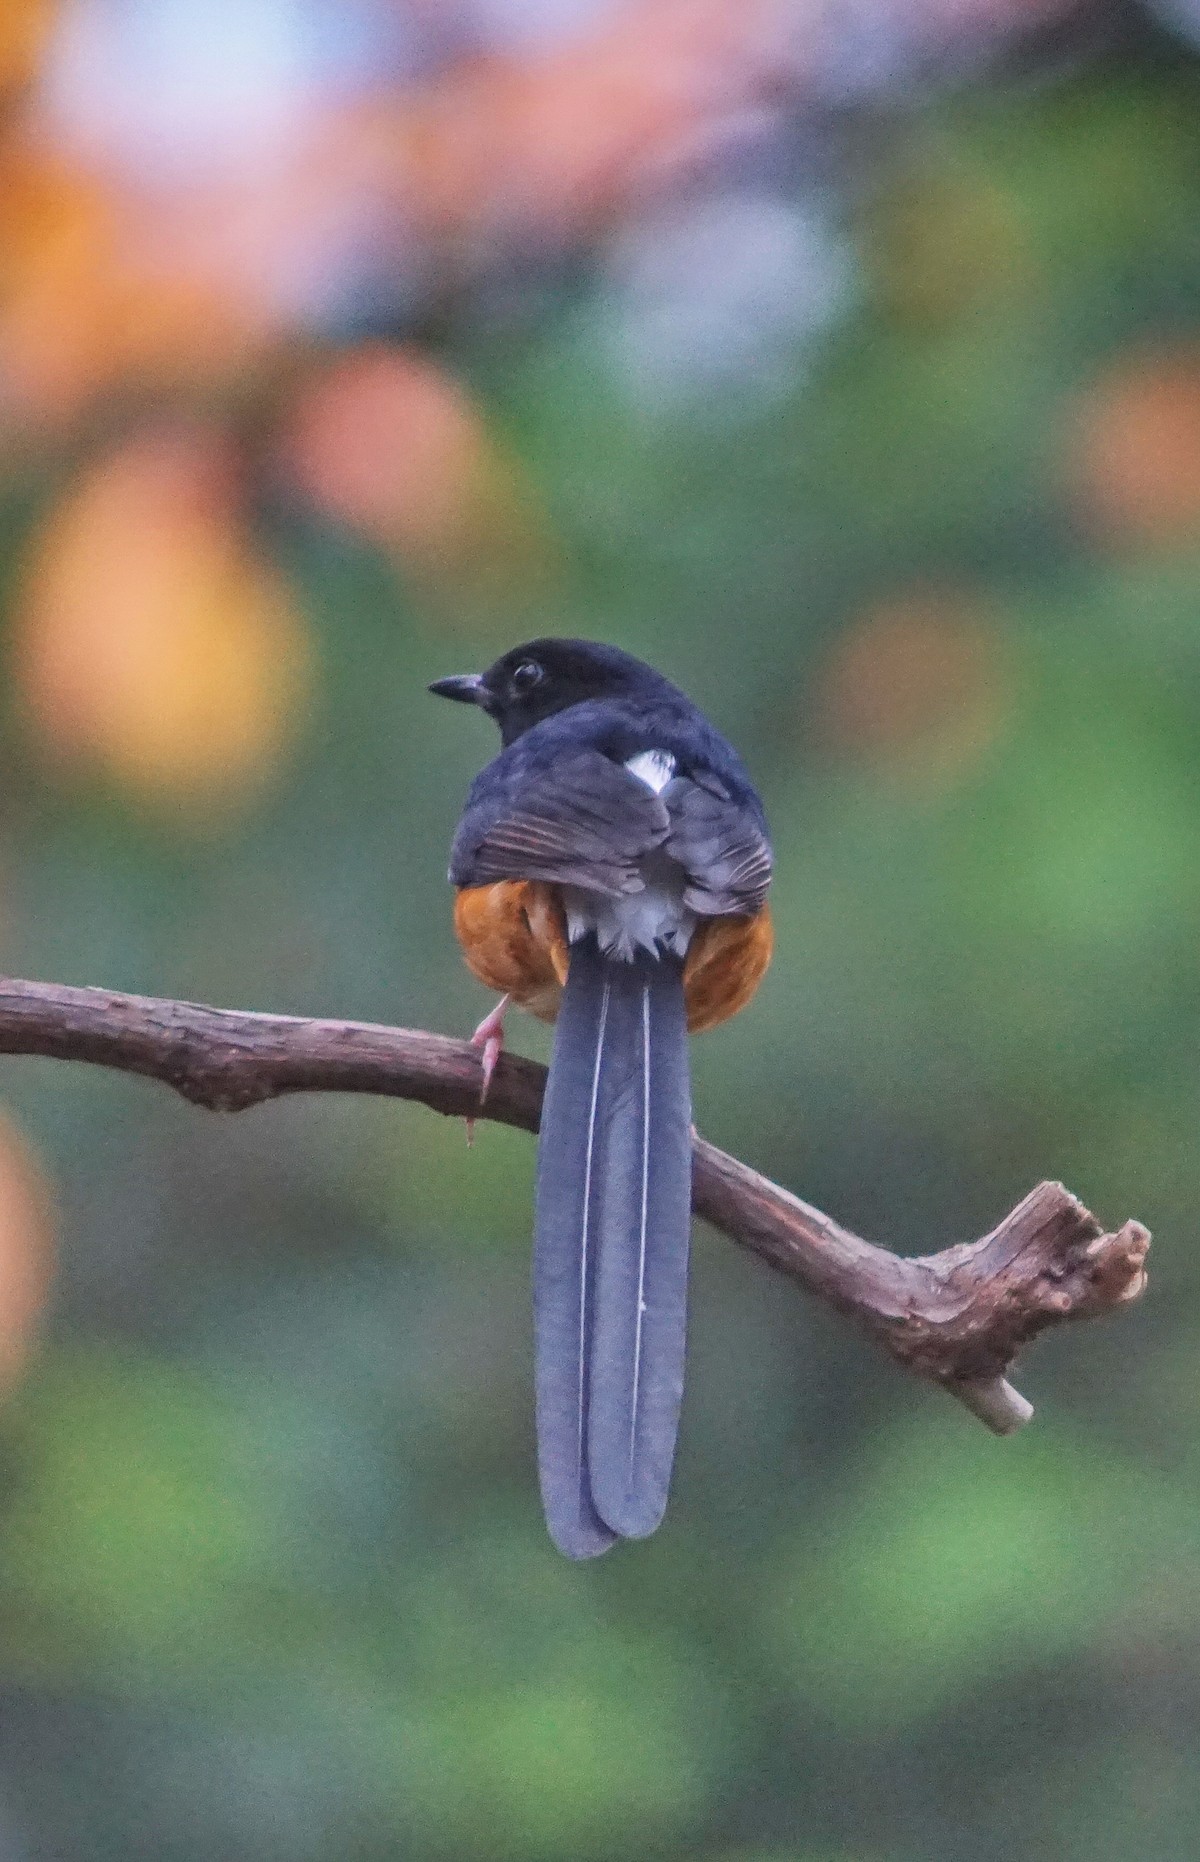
{"left": 533, "top": 940, "right": 618, "bottom": 1559}
{"left": 534, "top": 936, "right": 692, "bottom": 1557}
{"left": 587, "top": 947, "right": 691, "bottom": 1538}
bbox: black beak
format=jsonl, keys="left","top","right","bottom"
{"left": 429, "top": 673, "right": 487, "bottom": 705}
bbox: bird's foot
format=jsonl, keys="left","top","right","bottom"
{"left": 466, "top": 995, "right": 509, "bottom": 1144}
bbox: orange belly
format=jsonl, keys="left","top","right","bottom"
{"left": 454, "top": 881, "right": 772, "bottom": 1034}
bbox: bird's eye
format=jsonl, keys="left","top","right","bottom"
{"left": 510, "top": 658, "right": 544, "bottom": 695}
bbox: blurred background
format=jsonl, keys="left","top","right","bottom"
{"left": 0, "top": 0, "right": 1195, "bottom": 1857}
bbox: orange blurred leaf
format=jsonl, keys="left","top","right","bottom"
{"left": 0, "top": 1109, "right": 55, "bottom": 1391}
{"left": 817, "top": 589, "right": 1012, "bottom": 784}
{"left": 1065, "top": 345, "right": 1200, "bottom": 549}
{"left": 349, "top": 0, "right": 788, "bottom": 251}
{"left": 0, "top": 148, "right": 263, "bottom": 434}
{"left": 16, "top": 424, "right": 313, "bottom": 812}
{"left": 0, "top": 1, "right": 796, "bottom": 433}
{"left": 0, "top": 0, "right": 55, "bottom": 96}
{"left": 281, "top": 343, "right": 554, "bottom": 598}
{"left": 0, "top": 152, "right": 119, "bottom": 426}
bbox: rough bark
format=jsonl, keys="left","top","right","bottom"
{"left": 0, "top": 977, "right": 1149, "bottom": 1431}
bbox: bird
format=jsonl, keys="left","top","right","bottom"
{"left": 430, "top": 639, "right": 773, "bottom": 1557}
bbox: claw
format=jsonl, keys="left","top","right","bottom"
{"left": 466, "top": 995, "right": 509, "bottom": 1144}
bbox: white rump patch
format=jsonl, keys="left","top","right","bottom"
{"left": 624, "top": 749, "right": 676, "bottom": 795}
{"left": 564, "top": 851, "right": 695, "bottom": 962}
{"left": 565, "top": 753, "right": 692, "bottom": 959}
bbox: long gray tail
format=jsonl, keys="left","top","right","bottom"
{"left": 534, "top": 936, "right": 692, "bottom": 1558}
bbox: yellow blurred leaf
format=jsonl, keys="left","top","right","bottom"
{"left": 15, "top": 424, "right": 313, "bottom": 812}
{"left": 865, "top": 170, "right": 1033, "bottom": 327}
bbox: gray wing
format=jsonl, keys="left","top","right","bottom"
{"left": 450, "top": 750, "right": 671, "bottom": 895}
{"left": 662, "top": 776, "right": 773, "bottom": 917}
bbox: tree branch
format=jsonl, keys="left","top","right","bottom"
{"left": 0, "top": 977, "right": 1148, "bottom": 1431}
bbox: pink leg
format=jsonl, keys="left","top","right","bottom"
{"left": 471, "top": 995, "right": 509, "bottom": 1102}
{"left": 466, "top": 995, "right": 509, "bottom": 1143}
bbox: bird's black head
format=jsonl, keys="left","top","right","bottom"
{"left": 430, "top": 638, "right": 674, "bottom": 746}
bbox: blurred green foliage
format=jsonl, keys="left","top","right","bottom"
{"left": 0, "top": 40, "right": 1199, "bottom": 1862}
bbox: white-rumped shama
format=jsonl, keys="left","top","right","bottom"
{"left": 431, "top": 639, "right": 773, "bottom": 1557}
